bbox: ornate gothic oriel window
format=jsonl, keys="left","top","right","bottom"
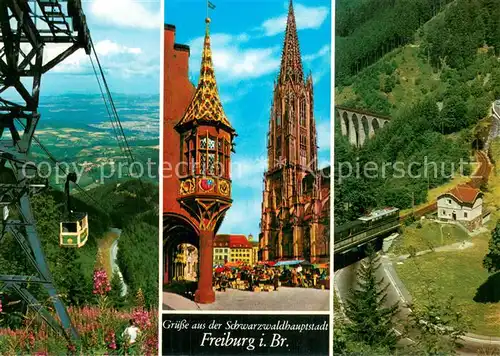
{"left": 182, "top": 133, "right": 230, "bottom": 178}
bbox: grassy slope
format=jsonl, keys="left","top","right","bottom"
{"left": 390, "top": 220, "right": 469, "bottom": 255}
{"left": 336, "top": 45, "right": 442, "bottom": 115}
{"left": 336, "top": 7, "right": 500, "bottom": 337}
{"left": 394, "top": 139, "right": 500, "bottom": 336}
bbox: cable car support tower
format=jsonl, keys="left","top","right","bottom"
{"left": 0, "top": 0, "right": 91, "bottom": 341}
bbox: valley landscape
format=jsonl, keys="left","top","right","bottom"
{"left": 33, "top": 94, "right": 160, "bottom": 189}
{"left": 334, "top": 0, "right": 500, "bottom": 354}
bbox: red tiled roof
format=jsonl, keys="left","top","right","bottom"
{"left": 213, "top": 234, "right": 229, "bottom": 247}
{"left": 441, "top": 184, "right": 482, "bottom": 204}
{"left": 215, "top": 234, "right": 252, "bottom": 249}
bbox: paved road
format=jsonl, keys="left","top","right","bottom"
{"left": 485, "top": 101, "right": 500, "bottom": 151}
{"left": 109, "top": 228, "right": 128, "bottom": 297}
{"left": 163, "top": 287, "right": 330, "bottom": 311}
{"left": 335, "top": 253, "right": 500, "bottom": 354}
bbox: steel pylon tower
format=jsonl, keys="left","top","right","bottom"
{"left": 0, "top": 0, "right": 91, "bottom": 341}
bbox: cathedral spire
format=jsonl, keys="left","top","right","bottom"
{"left": 278, "top": 0, "right": 304, "bottom": 84}
{"left": 175, "top": 17, "right": 234, "bottom": 132}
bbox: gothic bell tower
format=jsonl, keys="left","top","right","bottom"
{"left": 175, "top": 17, "right": 236, "bottom": 303}
{"left": 260, "top": 0, "right": 319, "bottom": 261}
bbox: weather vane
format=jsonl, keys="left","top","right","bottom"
{"left": 206, "top": 0, "right": 216, "bottom": 21}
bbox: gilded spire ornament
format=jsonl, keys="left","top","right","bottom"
{"left": 175, "top": 17, "right": 234, "bottom": 132}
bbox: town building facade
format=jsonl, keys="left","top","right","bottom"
{"left": 259, "top": 0, "right": 330, "bottom": 263}
{"left": 248, "top": 234, "right": 259, "bottom": 264}
{"left": 213, "top": 234, "right": 254, "bottom": 265}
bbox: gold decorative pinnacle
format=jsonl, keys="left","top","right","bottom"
{"left": 175, "top": 17, "right": 233, "bottom": 131}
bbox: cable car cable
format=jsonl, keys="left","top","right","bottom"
{"left": 89, "top": 55, "right": 126, "bottom": 155}
{"left": 14, "top": 119, "right": 108, "bottom": 216}
{"left": 88, "top": 37, "right": 142, "bottom": 185}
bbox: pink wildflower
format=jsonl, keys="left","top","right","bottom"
{"left": 132, "top": 309, "right": 151, "bottom": 329}
{"left": 28, "top": 332, "right": 35, "bottom": 349}
{"left": 67, "top": 343, "right": 76, "bottom": 353}
{"left": 105, "top": 330, "right": 117, "bottom": 350}
{"left": 92, "top": 268, "right": 111, "bottom": 295}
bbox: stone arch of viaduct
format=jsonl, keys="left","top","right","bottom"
{"left": 336, "top": 106, "right": 390, "bottom": 147}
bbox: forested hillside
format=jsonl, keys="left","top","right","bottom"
{"left": 335, "top": 0, "right": 500, "bottom": 224}
{"left": 336, "top": 0, "right": 455, "bottom": 85}
{"left": 0, "top": 178, "right": 158, "bottom": 327}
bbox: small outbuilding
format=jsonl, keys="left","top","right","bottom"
{"left": 437, "top": 184, "right": 483, "bottom": 231}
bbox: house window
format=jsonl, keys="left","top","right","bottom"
{"left": 447, "top": 199, "right": 451, "bottom": 205}
{"left": 464, "top": 212, "right": 468, "bottom": 218}
{"left": 442, "top": 210, "right": 446, "bottom": 215}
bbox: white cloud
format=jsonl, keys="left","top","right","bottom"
{"left": 187, "top": 4, "right": 329, "bottom": 83}
{"left": 94, "top": 40, "right": 142, "bottom": 56}
{"left": 303, "top": 44, "right": 330, "bottom": 62}
{"left": 316, "top": 119, "right": 330, "bottom": 152}
{"left": 188, "top": 34, "right": 281, "bottom": 82}
{"left": 302, "top": 44, "right": 330, "bottom": 85}
{"left": 260, "top": 3, "right": 329, "bottom": 37}
{"left": 27, "top": 40, "right": 148, "bottom": 76}
{"left": 231, "top": 156, "right": 267, "bottom": 189}
{"left": 89, "top": 0, "right": 161, "bottom": 30}
{"left": 218, "top": 198, "right": 262, "bottom": 236}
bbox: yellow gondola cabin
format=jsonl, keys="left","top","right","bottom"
{"left": 60, "top": 212, "right": 88, "bottom": 248}
{"left": 59, "top": 172, "right": 89, "bottom": 248}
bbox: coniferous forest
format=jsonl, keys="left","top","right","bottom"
{"left": 335, "top": 0, "right": 500, "bottom": 225}
{"left": 0, "top": 178, "right": 159, "bottom": 354}
{"left": 335, "top": 0, "right": 500, "bottom": 354}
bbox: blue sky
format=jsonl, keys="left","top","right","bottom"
{"left": 166, "top": 0, "right": 331, "bottom": 238}
{"left": 38, "top": 0, "right": 161, "bottom": 95}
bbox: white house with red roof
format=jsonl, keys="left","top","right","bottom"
{"left": 437, "top": 184, "right": 483, "bottom": 231}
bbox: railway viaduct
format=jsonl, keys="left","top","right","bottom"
{"left": 336, "top": 106, "right": 390, "bottom": 147}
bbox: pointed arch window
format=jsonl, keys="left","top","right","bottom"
{"left": 300, "top": 149, "right": 307, "bottom": 166}
{"left": 276, "top": 135, "right": 282, "bottom": 160}
{"left": 299, "top": 97, "right": 306, "bottom": 127}
{"left": 200, "top": 135, "right": 216, "bottom": 175}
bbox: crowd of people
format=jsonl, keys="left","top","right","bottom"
{"left": 212, "top": 264, "right": 329, "bottom": 292}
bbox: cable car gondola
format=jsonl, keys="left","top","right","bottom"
{"left": 59, "top": 173, "right": 88, "bottom": 248}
